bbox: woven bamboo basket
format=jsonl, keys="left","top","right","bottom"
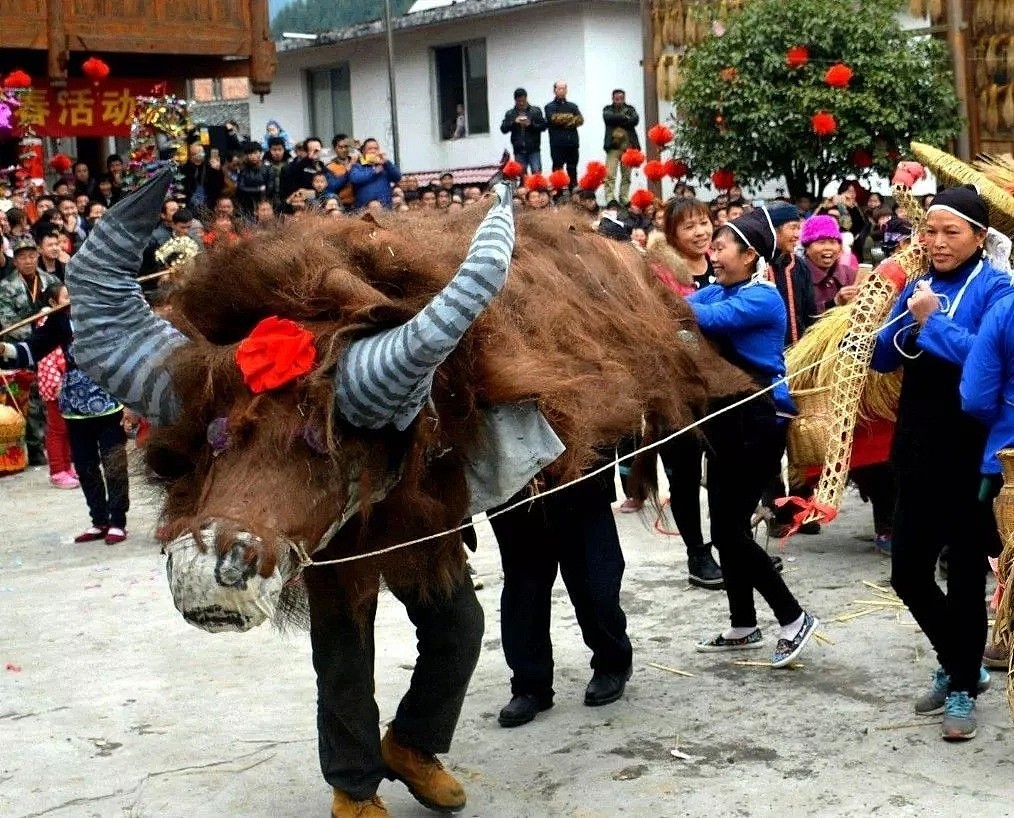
{"left": 0, "top": 403, "right": 25, "bottom": 446}
{"left": 786, "top": 387, "right": 832, "bottom": 467}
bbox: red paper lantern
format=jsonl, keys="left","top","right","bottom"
{"left": 647, "top": 124, "right": 674, "bottom": 147}
{"left": 525, "top": 173, "right": 549, "bottom": 191}
{"left": 810, "top": 111, "right": 837, "bottom": 136}
{"left": 82, "top": 57, "right": 111, "bottom": 82}
{"left": 851, "top": 148, "right": 873, "bottom": 169}
{"left": 629, "top": 189, "right": 655, "bottom": 210}
{"left": 2, "top": 69, "right": 31, "bottom": 89}
{"left": 824, "top": 63, "right": 854, "bottom": 89}
{"left": 502, "top": 160, "right": 523, "bottom": 179}
{"left": 578, "top": 173, "right": 600, "bottom": 191}
{"left": 643, "top": 160, "right": 667, "bottom": 182}
{"left": 786, "top": 46, "right": 809, "bottom": 70}
{"left": 548, "top": 169, "right": 571, "bottom": 189}
{"left": 665, "top": 159, "right": 689, "bottom": 179}
{"left": 49, "top": 153, "right": 73, "bottom": 173}
{"left": 585, "top": 160, "right": 608, "bottom": 182}
{"left": 710, "top": 169, "right": 735, "bottom": 190}
{"left": 620, "top": 148, "right": 645, "bottom": 168}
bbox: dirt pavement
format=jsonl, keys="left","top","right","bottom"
{"left": 2, "top": 458, "right": 1011, "bottom": 818}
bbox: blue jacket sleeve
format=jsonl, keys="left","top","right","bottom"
{"left": 689, "top": 284, "right": 781, "bottom": 335}
{"left": 961, "top": 299, "right": 1010, "bottom": 426}
{"left": 348, "top": 163, "right": 375, "bottom": 185}
{"left": 871, "top": 281, "right": 916, "bottom": 373}
{"left": 918, "top": 272, "right": 1013, "bottom": 366}
{"left": 384, "top": 161, "right": 402, "bottom": 185}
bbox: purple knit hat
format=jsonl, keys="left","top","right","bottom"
{"left": 800, "top": 214, "right": 842, "bottom": 245}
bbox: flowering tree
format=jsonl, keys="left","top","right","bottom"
{"left": 670, "top": 0, "right": 961, "bottom": 198}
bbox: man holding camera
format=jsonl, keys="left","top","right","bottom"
{"left": 500, "top": 88, "right": 547, "bottom": 175}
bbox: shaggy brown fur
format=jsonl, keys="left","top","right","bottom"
{"left": 147, "top": 202, "right": 754, "bottom": 607}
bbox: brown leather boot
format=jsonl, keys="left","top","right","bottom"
{"left": 381, "top": 726, "right": 466, "bottom": 813}
{"left": 330, "top": 789, "right": 390, "bottom": 817}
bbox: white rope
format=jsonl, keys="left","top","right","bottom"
{"left": 302, "top": 304, "right": 923, "bottom": 569}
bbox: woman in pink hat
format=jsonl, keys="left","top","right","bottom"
{"left": 796, "top": 214, "right": 860, "bottom": 314}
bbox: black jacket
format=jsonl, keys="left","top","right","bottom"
{"left": 181, "top": 161, "right": 225, "bottom": 212}
{"left": 500, "top": 104, "right": 546, "bottom": 155}
{"left": 235, "top": 162, "right": 274, "bottom": 216}
{"left": 769, "top": 252, "right": 817, "bottom": 346}
{"left": 544, "top": 98, "right": 584, "bottom": 148}
{"left": 602, "top": 103, "right": 640, "bottom": 152}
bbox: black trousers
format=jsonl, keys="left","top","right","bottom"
{"left": 851, "top": 463, "right": 895, "bottom": 535}
{"left": 66, "top": 411, "right": 128, "bottom": 529}
{"left": 306, "top": 568, "right": 483, "bottom": 800}
{"left": 550, "top": 145, "right": 579, "bottom": 188}
{"left": 490, "top": 472, "right": 632, "bottom": 697}
{"left": 704, "top": 400, "right": 802, "bottom": 628}
{"left": 890, "top": 457, "right": 995, "bottom": 695}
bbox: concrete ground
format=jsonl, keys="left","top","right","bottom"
{"left": 2, "top": 456, "right": 1012, "bottom": 818}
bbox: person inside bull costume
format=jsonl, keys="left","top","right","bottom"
{"left": 56, "top": 169, "right": 530, "bottom": 816}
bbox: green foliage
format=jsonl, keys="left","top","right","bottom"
{"left": 670, "top": 0, "right": 962, "bottom": 198}
{"left": 271, "top": 0, "right": 415, "bottom": 37}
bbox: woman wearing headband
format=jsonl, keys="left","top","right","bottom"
{"left": 872, "top": 184, "right": 1013, "bottom": 741}
{"left": 688, "top": 209, "right": 818, "bottom": 668}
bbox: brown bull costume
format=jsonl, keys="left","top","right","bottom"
{"left": 64, "top": 169, "right": 751, "bottom": 815}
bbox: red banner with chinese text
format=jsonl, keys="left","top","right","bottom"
{"left": 15, "top": 79, "right": 168, "bottom": 137}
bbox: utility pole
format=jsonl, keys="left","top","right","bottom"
{"left": 945, "top": 0, "right": 970, "bottom": 158}
{"left": 640, "top": 0, "right": 661, "bottom": 196}
{"left": 384, "top": 0, "right": 401, "bottom": 166}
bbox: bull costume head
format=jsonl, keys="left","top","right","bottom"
{"left": 67, "top": 169, "right": 547, "bottom": 631}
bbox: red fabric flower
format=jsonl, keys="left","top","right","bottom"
{"left": 585, "top": 160, "right": 608, "bottom": 183}
{"left": 629, "top": 189, "right": 655, "bottom": 210}
{"left": 502, "top": 160, "right": 523, "bottom": 179}
{"left": 786, "top": 46, "right": 809, "bottom": 69}
{"left": 710, "top": 169, "right": 735, "bottom": 190}
{"left": 891, "top": 160, "right": 925, "bottom": 188}
{"left": 524, "top": 173, "right": 549, "bottom": 191}
{"left": 2, "top": 70, "right": 31, "bottom": 89}
{"left": 235, "top": 316, "right": 318, "bottom": 394}
{"left": 82, "top": 57, "right": 111, "bottom": 82}
{"left": 810, "top": 111, "right": 837, "bottom": 136}
{"left": 548, "top": 169, "right": 571, "bottom": 189}
{"left": 643, "top": 160, "right": 667, "bottom": 182}
{"left": 577, "top": 173, "right": 600, "bottom": 191}
{"left": 665, "top": 159, "right": 689, "bottom": 179}
{"left": 876, "top": 259, "right": 907, "bottom": 291}
{"left": 49, "top": 153, "right": 73, "bottom": 173}
{"left": 824, "top": 63, "right": 854, "bottom": 88}
{"left": 850, "top": 148, "right": 873, "bottom": 169}
{"left": 620, "top": 148, "right": 645, "bottom": 168}
{"left": 647, "top": 124, "right": 674, "bottom": 147}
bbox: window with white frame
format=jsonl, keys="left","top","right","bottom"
{"left": 307, "top": 63, "right": 353, "bottom": 141}
{"left": 433, "top": 40, "right": 489, "bottom": 140}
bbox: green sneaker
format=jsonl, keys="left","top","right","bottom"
{"left": 915, "top": 667, "right": 990, "bottom": 716}
{"left": 941, "top": 691, "right": 977, "bottom": 741}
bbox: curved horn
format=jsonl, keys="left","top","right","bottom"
{"left": 66, "top": 168, "right": 187, "bottom": 426}
{"left": 335, "top": 182, "right": 515, "bottom": 430}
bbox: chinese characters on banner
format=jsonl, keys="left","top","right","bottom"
{"left": 15, "top": 79, "right": 168, "bottom": 137}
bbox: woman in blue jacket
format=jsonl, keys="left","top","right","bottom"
{"left": 348, "top": 138, "right": 402, "bottom": 210}
{"left": 871, "top": 185, "right": 1012, "bottom": 741}
{"left": 688, "top": 209, "right": 818, "bottom": 668}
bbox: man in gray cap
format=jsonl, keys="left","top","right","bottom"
{"left": 500, "top": 87, "right": 546, "bottom": 175}
{"left": 0, "top": 234, "right": 60, "bottom": 464}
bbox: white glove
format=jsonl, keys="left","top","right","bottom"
{"left": 0, "top": 342, "right": 16, "bottom": 364}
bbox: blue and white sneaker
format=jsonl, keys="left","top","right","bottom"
{"left": 771, "top": 612, "right": 818, "bottom": 668}
{"left": 915, "top": 667, "right": 990, "bottom": 716}
{"left": 941, "top": 691, "right": 977, "bottom": 741}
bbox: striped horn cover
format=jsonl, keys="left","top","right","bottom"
{"left": 335, "top": 182, "right": 515, "bottom": 430}
{"left": 66, "top": 168, "right": 186, "bottom": 426}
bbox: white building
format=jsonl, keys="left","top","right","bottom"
{"left": 251, "top": 0, "right": 658, "bottom": 184}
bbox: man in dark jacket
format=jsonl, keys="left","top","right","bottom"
{"left": 602, "top": 89, "right": 640, "bottom": 205}
{"left": 280, "top": 136, "right": 326, "bottom": 205}
{"left": 235, "top": 141, "right": 274, "bottom": 218}
{"left": 544, "top": 81, "right": 583, "bottom": 190}
{"left": 180, "top": 142, "right": 225, "bottom": 215}
{"left": 500, "top": 88, "right": 546, "bottom": 175}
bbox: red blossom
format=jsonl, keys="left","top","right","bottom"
{"left": 525, "top": 173, "right": 549, "bottom": 191}
{"left": 786, "top": 46, "right": 809, "bottom": 69}
{"left": 585, "top": 160, "right": 608, "bottom": 182}
{"left": 81, "top": 57, "right": 111, "bottom": 82}
{"left": 629, "top": 189, "right": 655, "bottom": 210}
{"left": 719, "top": 66, "right": 739, "bottom": 82}
{"left": 548, "top": 169, "right": 571, "bottom": 189}
{"left": 235, "top": 317, "right": 317, "bottom": 394}
{"left": 620, "top": 148, "right": 645, "bottom": 168}
{"left": 710, "top": 169, "right": 735, "bottom": 190}
{"left": 851, "top": 149, "right": 873, "bottom": 169}
{"left": 502, "top": 160, "right": 523, "bottom": 179}
{"left": 643, "top": 160, "right": 667, "bottom": 182}
{"left": 49, "top": 153, "right": 73, "bottom": 173}
{"left": 665, "top": 159, "right": 689, "bottom": 179}
{"left": 2, "top": 70, "right": 31, "bottom": 89}
{"left": 824, "top": 63, "right": 854, "bottom": 88}
{"left": 647, "top": 124, "right": 674, "bottom": 147}
{"left": 810, "top": 111, "right": 837, "bottom": 136}
{"left": 577, "top": 173, "right": 601, "bottom": 191}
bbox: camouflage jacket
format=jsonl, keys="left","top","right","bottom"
{"left": 0, "top": 268, "right": 59, "bottom": 342}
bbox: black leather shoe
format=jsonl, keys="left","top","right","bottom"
{"left": 498, "top": 693, "right": 553, "bottom": 728}
{"left": 584, "top": 667, "right": 632, "bottom": 707}
{"left": 687, "top": 545, "right": 723, "bottom": 590}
